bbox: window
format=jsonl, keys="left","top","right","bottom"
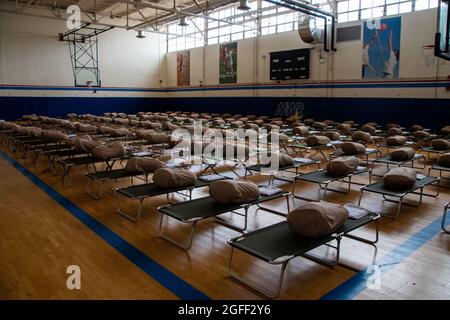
{"left": 207, "top": 1, "right": 258, "bottom": 44}
{"left": 167, "top": 0, "right": 440, "bottom": 52}
{"left": 167, "top": 17, "right": 205, "bottom": 53}
{"left": 336, "top": 0, "right": 439, "bottom": 22}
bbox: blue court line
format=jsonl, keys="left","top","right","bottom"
{"left": 0, "top": 150, "right": 210, "bottom": 300}
{"left": 321, "top": 214, "right": 449, "bottom": 300}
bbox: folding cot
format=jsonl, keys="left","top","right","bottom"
{"left": 29, "top": 143, "right": 72, "bottom": 166}
{"left": 419, "top": 145, "right": 450, "bottom": 160}
{"left": 287, "top": 141, "right": 343, "bottom": 161}
{"left": 42, "top": 149, "right": 89, "bottom": 175}
{"left": 244, "top": 158, "right": 321, "bottom": 185}
{"left": 85, "top": 169, "right": 151, "bottom": 200}
{"left": 116, "top": 175, "right": 231, "bottom": 222}
{"left": 428, "top": 163, "right": 450, "bottom": 183}
{"left": 372, "top": 153, "right": 425, "bottom": 177}
{"left": 292, "top": 166, "right": 372, "bottom": 201}
{"left": 157, "top": 189, "right": 291, "bottom": 250}
{"left": 358, "top": 174, "right": 440, "bottom": 218}
{"left": 376, "top": 140, "right": 416, "bottom": 155}
{"left": 58, "top": 150, "right": 153, "bottom": 185}
{"left": 329, "top": 147, "right": 381, "bottom": 164}
{"left": 227, "top": 204, "right": 379, "bottom": 298}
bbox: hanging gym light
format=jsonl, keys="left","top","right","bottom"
{"left": 237, "top": 0, "right": 251, "bottom": 10}
{"left": 178, "top": 16, "right": 189, "bottom": 27}
{"left": 136, "top": 30, "right": 146, "bottom": 38}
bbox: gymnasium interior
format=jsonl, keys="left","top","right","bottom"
{"left": 1, "top": 0, "right": 450, "bottom": 301}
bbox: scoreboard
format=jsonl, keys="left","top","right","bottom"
{"left": 270, "top": 48, "right": 310, "bottom": 81}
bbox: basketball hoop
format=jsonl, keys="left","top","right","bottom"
{"left": 421, "top": 45, "right": 437, "bottom": 67}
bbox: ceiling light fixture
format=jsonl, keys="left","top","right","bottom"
{"left": 237, "top": 0, "right": 251, "bottom": 11}
{"left": 136, "top": 30, "right": 146, "bottom": 38}
{"left": 178, "top": 16, "right": 189, "bottom": 27}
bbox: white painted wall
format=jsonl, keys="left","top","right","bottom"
{"left": 165, "top": 8, "right": 450, "bottom": 99}
{"left": 0, "top": 12, "right": 166, "bottom": 89}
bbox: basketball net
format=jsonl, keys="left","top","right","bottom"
{"left": 421, "top": 45, "right": 437, "bottom": 67}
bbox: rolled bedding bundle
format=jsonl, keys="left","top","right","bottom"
{"left": 271, "top": 120, "right": 284, "bottom": 127}
{"left": 305, "top": 135, "right": 331, "bottom": 146}
{"left": 91, "top": 142, "right": 125, "bottom": 160}
{"left": 437, "top": 153, "right": 450, "bottom": 167}
{"left": 361, "top": 124, "right": 376, "bottom": 134}
{"left": 98, "top": 126, "right": 116, "bottom": 135}
{"left": 341, "top": 142, "right": 366, "bottom": 155}
{"left": 343, "top": 120, "right": 355, "bottom": 126}
{"left": 244, "top": 123, "right": 259, "bottom": 130}
{"left": 287, "top": 202, "right": 349, "bottom": 237}
{"left": 76, "top": 123, "right": 97, "bottom": 133}
{"left": 303, "top": 118, "right": 315, "bottom": 126}
{"left": 411, "top": 124, "right": 423, "bottom": 132}
{"left": 365, "top": 122, "right": 378, "bottom": 128}
{"left": 71, "top": 135, "right": 101, "bottom": 152}
{"left": 153, "top": 168, "right": 196, "bottom": 188}
{"left": 230, "top": 120, "right": 243, "bottom": 128}
{"left": 324, "top": 131, "right": 341, "bottom": 141}
{"left": 431, "top": 139, "right": 450, "bottom": 150}
{"left": 264, "top": 124, "right": 280, "bottom": 131}
{"left": 336, "top": 123, "right": 352, "bottom": 132}
{"left": 383, "top": 167, "right": 417, "bottom": 189}
{"left": 125, "top": 157, "right": 165, "bottom": 173}
{"left": 351, "top": 131, "right": 371, "bottom": 143}
{"left": 109, "top": 128, "right": 130, "bottom": 137}
{"left": 212, "top": 119, "right": 225, "bottom": 126}
{"left": 323, "top": 120, "right": 336, "bottom": 126}
{"left": 441, "top": 125, "right": 450, "bottom": 135}
{"left": 209, "top": 180, "right": 260, "bottom": 205}
{"left": 387, "top": 123, "right": 400, "bottom": 129}
{"left": 140, "top": 121, "right": 160, "bottom": 130}
{"left": 262, "top": 153, "right": 294, "bottom": 168}
{"left": 67, "top": 113, "right": 77, "bottom": 119}
{"left": 388, "top": 127, "right": 403, "bottom": 136}
{"left": 135, "top": 129, "right": 155, "bottom": 139}
{"left": 143, "top": 132, "right": 170, "bottom": 144}
{"left": 326, "top": 157, "right": 360, "bottom": 176}
{"left": 293, "top": 126, "right": 310, "bottom": 136}
{"left": 41, "top": 130, "right": 69, "bottom": 142}
{"left": 386, "top": 135, "right": 407, "bottom": 146}
{"left": 414, "top": 130, "right": 430, "bottom": 140}
{"left": 389, "top": 147, "right": 415, "bottom": 161}
{"left": 26, "top": 127, "right": 42, "bottom": 138}
{"left": 313, "top": 122, "right": 327, "bottom": 130}
{"left": 266, "top": 132, "right": 289, "bottom": 143}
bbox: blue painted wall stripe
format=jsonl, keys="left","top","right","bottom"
{"left": 0, "top": 150, "right": 210, "bottom": 300}
{"left": 321, "top": 215, "right": 449, "bottom": 300}
{"left": 1, "top": 80, "right": 450, "bottom": 93}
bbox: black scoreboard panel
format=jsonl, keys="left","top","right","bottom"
{"left": 270, "top": 48, "right": 310, "bottom": 81}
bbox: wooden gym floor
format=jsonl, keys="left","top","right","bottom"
{"left": 0, "top": 144, "right": 449, "bottom": 300}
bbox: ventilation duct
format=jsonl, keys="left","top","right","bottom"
{"left": 298, "top": 13, "right": 324, "bottom": 44}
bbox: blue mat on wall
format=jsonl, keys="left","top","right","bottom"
{"left": 1, "top": 96, "right": 448, "bottom": 130}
